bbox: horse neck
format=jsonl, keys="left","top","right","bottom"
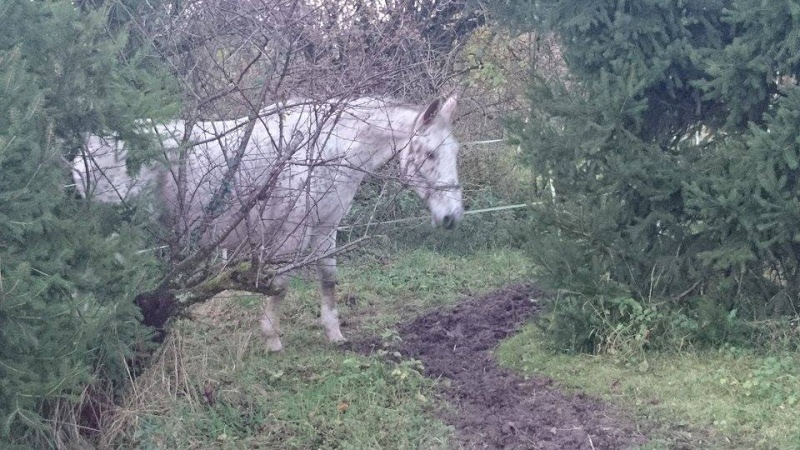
{"left": 346, "top": 105, "right": 419, "bottom": 174}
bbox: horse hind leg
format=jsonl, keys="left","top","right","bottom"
{"left": 260, "top": 274, "right": 288, "bottom": 352}
{"left": 317, "top": 257, "right": 345, "bottom": 344}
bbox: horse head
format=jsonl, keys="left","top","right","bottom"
{"left": 401, "top": 94, "right": 464, "bottom": 229}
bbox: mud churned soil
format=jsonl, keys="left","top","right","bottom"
{"left": 350, "top": 284, "right": 646, "bottom": 449}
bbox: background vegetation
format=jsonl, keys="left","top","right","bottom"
{"left": 0, "top": 0, "right": 178, "bottom": 446}
{"left": 493, "top": 0, "right": 800, "bottom": 355}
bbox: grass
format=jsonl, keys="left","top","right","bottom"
{"left": 336, "top": 247, "right": 532, "bottom": 334}
{"left": 496, "top": 325, "right": 800, "bottom": 449}
{"left": 115, "top": 326, "right": 448, "bottom": 449}
{"left": 99, "top": 248, "right": 532, "bottom": 448}
{"left": 89, "top": 241, "right": 800, "bottom": 449}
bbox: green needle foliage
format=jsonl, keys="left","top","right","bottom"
{"left": 0, "top": 0, "right": 178, "bottom": 446}
{"left": 496, "top": 1, "right": 800, "bottom": 353}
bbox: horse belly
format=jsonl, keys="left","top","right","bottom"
{"left": 249, "top": 168, "right": 316, "bottom": 262}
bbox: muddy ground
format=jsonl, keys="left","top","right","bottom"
{"left": 349, "top": 284, "right": 647, "bottom": 450}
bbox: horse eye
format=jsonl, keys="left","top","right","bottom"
{"left": 426, "top": 151, "right": 436, "bottom": 160}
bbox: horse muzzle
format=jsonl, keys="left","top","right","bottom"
{"left": 443, "top": 215, "right": 456, "bottom": 229}
{"left": 433, "top": 207, "right": 463, "bottom": 230}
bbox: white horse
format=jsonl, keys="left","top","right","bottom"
{"left": 73, "top": 94, "right": 463, "bottom": 351}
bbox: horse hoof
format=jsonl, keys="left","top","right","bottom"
{"left": 325, "top": 328, "right": 346, "bottom": 343}
{"left": 326, "top": 334, "right": 347, "bottom": 345}
{"left": 265, "top": 337, "right": 284, "bottom": 352}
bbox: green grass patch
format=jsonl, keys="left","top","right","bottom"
{"left": 343, "top": 248, "right": 531, "bottom": 302}
{"left": 105, "top": 294, "right": 451, "bottom": 449}
{"left": 497, "top": 325, "right": 800, "bottom": 449}
{"left": 101, "top": 248, "right": 532, "bottom": 448}
{"left": 336, "top": 248, "right": 532, "bottom": 334}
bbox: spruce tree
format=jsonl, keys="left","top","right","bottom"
{"left": 0, "top": 0, "right": 178, "bottom": 445}
{"left": 495, "top": 1, "right": 800, "bottom": 352}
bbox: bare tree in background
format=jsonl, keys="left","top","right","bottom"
{"left": 145, "top": 0, "right": 480, "bottom": 111}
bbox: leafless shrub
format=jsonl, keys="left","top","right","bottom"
{"left": 139, "top": 0, "right": 477, "bottom": 117}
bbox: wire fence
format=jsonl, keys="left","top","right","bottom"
{"left": 460, "top": 138, "right": 505, "bottom": 146}
{"left": 337, "top": 202, "right": 531, "bottom": 231}
{"left": 338, "top": 136, "right": 536, "bottom": 231}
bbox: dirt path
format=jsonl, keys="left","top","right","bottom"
{"left": 350, "top": 284, "right": 646, "bottom": 449}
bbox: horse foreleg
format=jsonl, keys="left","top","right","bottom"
{"left": 317, "top": 257, "right": 345, "bottom": 343}
{"left": 260, "top": 275, "right": 288, "bottom": 352}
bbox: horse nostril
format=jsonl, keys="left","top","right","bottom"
{"left": 442, "top": 215, "right": 455, "bottom": 229}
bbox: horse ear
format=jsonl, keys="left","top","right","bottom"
{"left": 417, "top": 98, "right": 441, "bottom": 130}
{"left": 439, "top": 94, "right": 458, "bottom": 124}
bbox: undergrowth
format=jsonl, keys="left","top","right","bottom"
{"left": 497, "top": 326, "right": 800, "bottom": 449}
{"left": 98, "top": 248, "right": 532, "bottom": 448}
{"left": 100, "top": 293, "right": 447, "bottom": 449}
{"left": 535, "top": 288, "right": 800, "bottom": 362}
